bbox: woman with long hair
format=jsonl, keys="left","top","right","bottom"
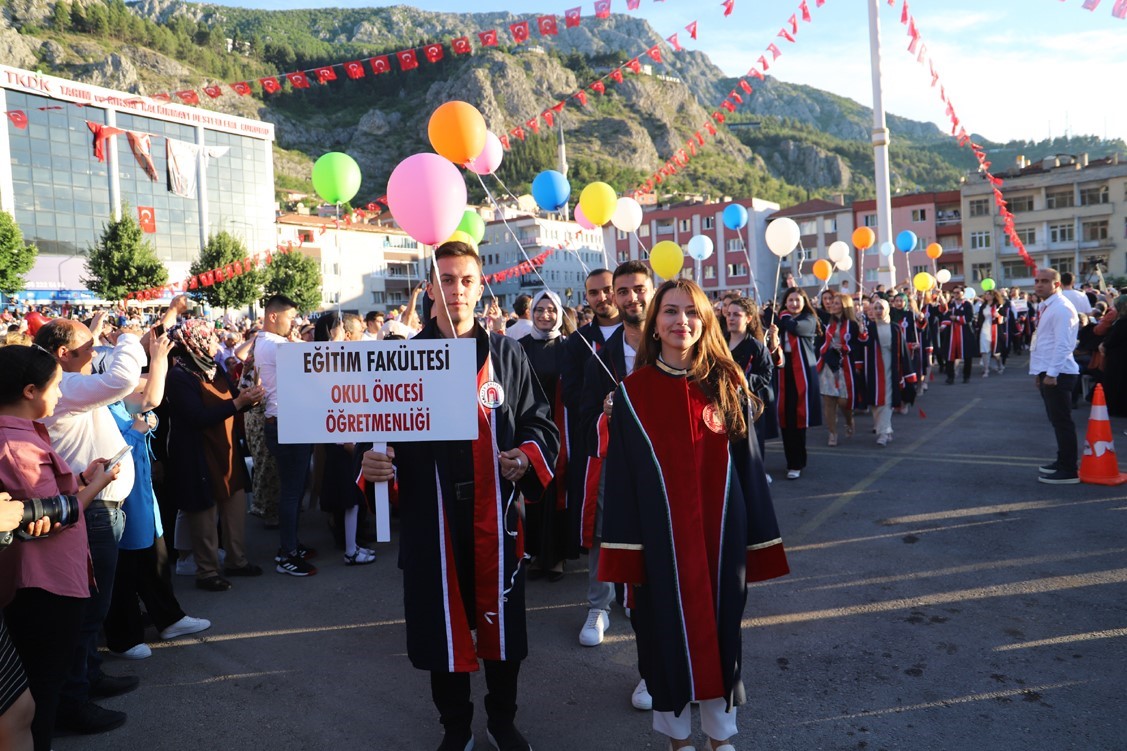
{"left": 975, "top": 289, "right": 1006, "bottom": 377}
{"left": 727, "top": 298, "right": 781, "bottom": 473}
{"left": 773, "top": 287, "right": 823, "bottom": 479}
{"left": 598, "top": 280, "right": 789, "bottom": 751}
{"left": 817, "top": 292, "right": 862, "bottom": 446}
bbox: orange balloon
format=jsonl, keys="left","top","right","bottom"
{"left": 812, "top": 259, "right": 833, "bottom": 281}
{"left": 852, "top": 227, "right": 875, "bottom": 250}
{"left": 428, "top": 101, "right": 487, "bottom": 165}
{"left": 925, "top": 242, "right": 943, "bottom": 259}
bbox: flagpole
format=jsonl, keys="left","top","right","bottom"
{"left": 868, "top": 0, "right": 896, "bottom": 289}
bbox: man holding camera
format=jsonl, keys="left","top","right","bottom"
{"left": 35, "top": 314, "right": 146, "bottom": 735}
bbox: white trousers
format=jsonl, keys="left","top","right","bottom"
{"left": 653, "top": 698, "right": 738, "bottom": 741}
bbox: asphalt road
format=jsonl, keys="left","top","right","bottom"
{"left": 55, "top": 353, "right": 1127, "bottom": 751}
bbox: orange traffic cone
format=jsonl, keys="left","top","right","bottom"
{"left": 1079, "top": 384, "right": 1127, "bottom": 485}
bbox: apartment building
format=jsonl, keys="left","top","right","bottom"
{"left": 852, "top": 190, "right": 963, "bottom": 290}
{"left": 767, "top": 197, "right": 855, "bottom": 295}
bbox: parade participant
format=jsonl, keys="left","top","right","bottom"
{"left": 1060, "top": 272, "right": 1092, "bottom": 315}
{"left": 773, "top": 287, "right": 822, "bottom": 479}
{"left": 816, "top": 289, "right": 835, "bottom": 328}
{"left": 817, "top": 293, "right": 862, "bottom": 446}
{"left": 924, "top": 290, "right": 946, "bottom": 378}
{"left": 940, "top": 287, "right": 976, "bottom": 384}
{"left": 517, "top": 289, "right": 571, "bottom": 581}
{"left": 362, "top": 311, "right": 385, "bottom": 340}
{"left": 597, "top": 279, "right": 789, "bottom": 751}
{"left": 1030, "top": 269, "right": 1081, "bottom": 484}
{"left": 505, "top": 294, "right": 534, "bottom": 340}
{"left": 889, "top": 293, "right": 926, "bottom": 408}
{"left": 727, "top": 298, "right": 779, "bottom": 464}
{"left": 577, "top": 260, "right": 654, "bottom": 710}
{"left": 34, "top": 315, "right": 146, "bottom": 736}
{"left": 360, "top": 241, "right": 558, "bottom": 751}
{"left": 857, "top": 298, "right": 917, "bottom": 446}
{"left": 975, "top": 290, "right": 1006, "bottom": 377}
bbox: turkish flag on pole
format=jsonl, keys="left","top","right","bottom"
{"left": 451, "top": 36, "right": 472, "bottom": 54}
{"left": 685, "top": 20, "right": 698, "bottom": 39}
{"left": 510, "top": 20, "right": 530, "bottom": 44}
{"left": 370, "top": 56, "right": 391, "bottom": 74}
{"left": 478, "top": 29, "right": 499, "bottom": 46}
{"left": 137, "top": 207, "right": 156, "bottom": 233}
{"left": 424, "top": 44, "right": 444, "bottom": 63}
{"left": 259, "top": 77, "right": 282, "bottom": 93}
{"left": 538, "top": 15, "right": 558, "bottom": 35}
{"left": 230, "top": 81, "right": 252, "bottom": 96}
{"left": 286, "top": 72, "right": 311, "bottom": 88}
{"left": 313, "top": 66, "right": 337, "bottom": 83}
{"left": 397, "top": 50, "right": 419, "bottom": 71}
{"left": 564, "top": 7, "right": 582, "bottom": 27}
{"left": 594, "top": 0, "right": 611, "bottom": 18}
{"left": 5, "top": 111, "right": 27, "bottom": 129}
{"left": 343, "top": 61, "right": 366, "bottom": 79}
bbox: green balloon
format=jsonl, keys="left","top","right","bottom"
{"left": 312, "top": 152, "right": 361, "bottom": 205}
{"left": 981, "top": 278, "right": 996, "bottom": 292}
{"left": 457, "top": 210, "right": 485, "bottom": 244}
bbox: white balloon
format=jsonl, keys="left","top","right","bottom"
{"left": 936, "top": 269, "right": 952, "bottom": 284}
{"left": 835, "top": 255, "right": 853, "bottom": 272}
{"left": 686, "top": 234, "right": 714, "bottom": 261}
{"left": 610, "top": 197, "right": 643, "bottom": 233}
{"left": 964, "top": 287, "right": 976, "bottom": 300}
{"left": 827, "top": 241, "right": 850, "bottom": 264}
{"left": 765, "top": 217, "right": 800, "bottom": 258}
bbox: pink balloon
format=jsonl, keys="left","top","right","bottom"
{"left": 465, "top": 131, "right": 504, "bottom": 176}
{"left": 574, "top": 204, "right": 595, "bottom": 230}
{"left": 387, "top": 153, "right": 468, "bottom": 245}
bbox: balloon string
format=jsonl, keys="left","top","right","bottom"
{"left": 633, "top": 230, "right": 649, "bottom": 258}
{"left": 738, "top": 227, "right": 759, "bottom": 303}
{"left": 491, "top": 173, "right": 531, "bottom": 211}
{"left": 474, "top": 172, "right": 553, "bottom": 294}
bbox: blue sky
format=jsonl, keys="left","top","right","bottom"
{"left": 205, "top": 0, "right": 1126, "bottom": 145}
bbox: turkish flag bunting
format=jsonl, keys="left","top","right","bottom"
{"left": 609, "top": 68, "right": 623, "bottom": 83}
{"left": 646, "top": 45, "right": 662, "bottom": 63}
{"left": 799, "top": 0, "right": 812, "bottom": 21}
{"left": 511, "top": 126, "right": 525, "bottom": 141}
{"left": 1113, "top": 0, "right": 1127, "bottom": 19}
{"left": 625, "top": 58, "right": 641, "bottom": 74}
{"left": 779, "top": 28, "right": 795, "bottom": 43}
{"left": 739, "top": 79, "right": 753, "bottom": 94}
{"left": 370, "top": 56, "right": 391, "bottom": 74}
{"left": 510, "top": 21, "right": 530, "bottom": 44}
{"left": 666, "top": 33, "right": 682, "bottom": 51}
{"left": 5, "top": 111, "right": 27, "bottom": 129}
{"left": 188, "top": 276, "right": 199, "bottom": 290}
{"left": 705, "top": 121, "right": 717, "bottom": 135}
{"left": 202, "top": 272, "right": 215, "bottom": 287}
{"left": 908, "top": 19, "right": 919, "bottom": 40}
{"left": 151, "top": 93, "right": 171, "bottom": 102}
{"left": 747, "top": 67, "right": 764, "bottom": 80}
{"left": 343, "top": 61, "right": 366, "bottom": 79}
{"left": 720, "top": 100, "right": 736, "bottom": 112}
{"left": 815, "top": 0, "right": 825, "bottom": 6}
{"left": 215, "top": 268, "right": 226, "bottom": 283}
{"left": 768, "top": 43, "right": 782, "bottom": 60}
{"left": 542, "top": 110, "right": 554, "bottom": 128}
{"left": 286, "top": 72, "right": 311, "bottom": 88}
{"left": 917, "top": 42, "right": 927, "bottom": 64}
{"left": 956, "top": 127, "right": 969, "bottom": 146}
{"left": 260, "top": 77, "right": 282, "bottom": 93}
{"left": 230, "top": 81, "right": 252, "bottom": 96}
{"left": 479, "top": 29, "right": 499, "bottom": 46}
{"left": 86, "top": 122, "right": 124, "bottom": 162}
{"left": 712, "top": 111, "right": 726, "bottom": 123}
{"left": 729, "top": 90, "right": 743, "bottom": 104}
{"left": 686, "top": 20, "right": 698, "bottom": 39}
{"left": 224, "top": 264, "right": 236, "bottom": 279}
{"left": 591, "top": 80, "right": 606, "bottom": 94}
{"left": 758, "top": 55, "right": 770, "bottom": 71}
{"left": 137, "top": 207, "right": 156, "bottom": 233}
{"left": 424, "top": 44, "right": 444, "bottom": 63}
{"left": 538, "top": 15, "right": 558, "bottom": 35}
{"left": 575, "top": 90, "right": 588, "bottom": 107}
{"left": 594, "top": 0, "right": 611, "bottom": 18}
{"left": 525, "top": 118, "right": 540, "bottom": 134}
{"left": 551, "top": 101, "right": 566, "bottom": 113}
{"left": 721, "top": 0, "right": 735, "bottom": 17}
{"left": 930, "top": 61, "right": 939, "bottom": 86}
{"left": 695, "top": 130, "right": 705, "bottom": 145}
{"left": 901, "top": 0, "right": 910, "bottom": 24}
{"left": 655, "top": 174, "right": 663, "bottom": 185}
{"left": 687, "top": 139, "right": 697, "bottom": 156}
{"left": 627, "top": 0, "right": 640, "bottom": 7}
{"left": 203, "top": 85, "right": 223, "bottom": 98}
{"left": 451, "top": 36, "right": 472, "bottom": 54}
{"left": 499, "top": 134, "right": 511, "bottom": 149}
{"left": 398, "top": 50, "right": 419, "bottom": 71}
{"left": 175, "top": 90, "right": 200, "bottom": 105}
{"left": 788, "top": 13, "right": 799, "bottom": 33}
{"left": 908, "top": 34, "right": 920, "bottom": 55}
{"left": 565, "top": 7, "right": 582, "bottom": 27}
{"left": 313, "top": 66, "right": 337, "bottom": 83}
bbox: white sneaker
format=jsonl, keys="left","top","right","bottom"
{"left": 160, "top": 615, "right": 212, "bottom": 641}
{"left": 876, "top": 434, "right": 889, "bottom": 447}
{"left": 174, "top": 550, "right": 225, "bottom": 576}
{"left": 110, "top": 643, "right": 152, "bottom": 660}
{"left": 786, "top": 469, "right": 801, "bottom": 480}
{"left": 631, "top": 678, "right": 653, "bottom": 710}
{"left": 579, "top": 608, "right": 609, "bottom": 647}
{"left": 765, "top": 473, "right": 773, "bottom": 485}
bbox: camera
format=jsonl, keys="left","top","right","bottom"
{"left": 22, "top": 495, "right": 82, "bottom": 528}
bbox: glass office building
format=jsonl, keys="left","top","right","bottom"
{"left": 0, "top": 64, "right": 275, "bottom": 298}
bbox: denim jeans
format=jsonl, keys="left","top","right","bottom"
{"left": 264, "top": 419, "right": 312, "bottom": 555}
{"left": 60, "top": 501, "right": 125, "bottom": 706}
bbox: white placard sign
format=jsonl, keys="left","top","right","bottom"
{"left": 276, "top": 339, "right": 479, "bottom": 444}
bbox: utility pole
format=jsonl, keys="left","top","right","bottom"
{"left": 867, "top": 0, "right": 895, "bottom": 288}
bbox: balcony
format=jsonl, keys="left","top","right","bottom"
{"left": 655, "top": 224, "right": 675, "bottom": 236}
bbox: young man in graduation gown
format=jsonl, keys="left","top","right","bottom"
{"left": 361, "top": 242, "right": 559, "bottom": 751}
{"left": 940, "top": 287, "right": 977, "bottom": 384}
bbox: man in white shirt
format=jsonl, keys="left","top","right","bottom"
{"left": 256, "top": 295, "right": 318, "bottom": 577}
{"left": 1059, "top": 271, "right": 1092, "bottom": 316}
{"left": 505, "top": 294, "right": 534, "bottom": 340}
{"left": 361, "top": 310, "right": 384, "bottom": 340}
{"left": 1029, "top": 269, "right": 1081, "bottom": 484}
{"left": 35, "top": 313, "right": 146, "bottom": 734}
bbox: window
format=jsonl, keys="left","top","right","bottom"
{"left": 911, "top": 264, "right": 930, "bottom": 276}
{"left": 971, "top": 263, "right": 993, "bottom": 282}
{"left": 617, "top": 250, "right": 629, "bottom": 263}
{"left": 911, "top": 209, "right": 927, "bottom": 222}
{"left": 1079, "top": 185, "right": 1109, "bottom": 206}
{"left": 864, "top": 268, "right": 880, "bottom": 282}
{"left": 371, "top": 291, "right": 385, "bottom": 304}
{"left": 1046, "top": 190, "right": 1074, "bottom": 209}
{"left": 798, "top": 220, "right": 817, "bottom": 235}
{"left": 682, "top": 267, "right": 694, "bottom": 281}
{"left": 1049, "top": 223, "right": 1074, "bottom": 243}
{"left": 1008, "top": 195, "right": 1034, "bottom": 213}
{"left": 616, "top": 229, "right": 627, "bottom": 240}
{"left": 1001, "top": 260, "right": 1029, "bottom": 280}
{"left": 638, "top": 225, "right": 650, "bottom": 238}
{"left": 1004, "top": 227, "right": 1036, "bottom": 246}
{"left": 970, "top": 231, "right": 992, "bottom": 250}
{"left": 678, "top": 218, "right": 691, "bottom": 232}
{"left": 862, "top": 214, "right": 877, "bottom": 227}
{"left": 702, "top": 216, "right": 715, "bottom": 230}
{"left": 726, "top": 238, "right": 741, "bottom": 252}
{"left": 1049, "top": 255, "right": 1074, "bottom": 275}
{"left": 824, "top": 218, "right": 837, "bottom": 232}
{"left": 704, "top": 266, "right": 716, "bottom": 279}
{"left": 968, "top": 198, "right": 990, "bottom": 217}
{"left": 1082, "top": 220, "right": 1109, "bottom": 242}
{"left": 726, "top": 263, "right": 747, "bottom": 278}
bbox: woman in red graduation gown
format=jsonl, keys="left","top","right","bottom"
{"left": 598, "top": 279, "right": 789, "bottom": 751}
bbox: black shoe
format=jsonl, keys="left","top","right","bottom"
{"left": 1038, "top": 469, "right": 1080, "bottom": 485}
{"left": 526, "top": 567, "right": 546, "bottom": 581}
{"left": 547, "top": 568, "right": 565, "bottom": 583}
{"left": 486, "top": 723, "right": 531, "bottom": 751}
{"left": 89, "top": 673, "right": 140, "bottom": 699}
{"left": 276, "top": 554, "right": 317, "bottom": 577}
{"left": 1039, "top": 463, "right": 1062, "bottom": 475}
{"left": 438, "top": 727, "right": 475, "bottom": 751}
{"left": 55, "top": 701, "right": 126, "bottom": 734}
{"left": 223, "top": 563, "right": 264, "bottom": 577}
{"left": 945, "top": 376, "right": 954, "bottom": 385}
{"left": 196, "top": 576, "right": 232, "bottom": 591}
{"left": 274, "top": 544, "right": 317, "bottom": 563}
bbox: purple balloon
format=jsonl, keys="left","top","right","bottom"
{"left": 387, "top": 153, "right": 467, "bottom": 246}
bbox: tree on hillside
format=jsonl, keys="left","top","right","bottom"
{"left": 263, "top": 251, "right": 322, "bottom": 313}
{"left": 190, "top": 232, "right": 263, "bottom": 310}
{"left": 83, "top": 212, "right": 168, "bottom": 301}
{"left": 51, "top": 0, "right": 71, "bottom": 31}
{"left": 0, "top": 211, "right": 38, "bottom": 296}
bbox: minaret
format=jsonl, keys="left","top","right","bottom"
{"left": 558, "top": 119, "right": 570, "bottom": 221}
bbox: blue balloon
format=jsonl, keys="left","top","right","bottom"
{"left": 722, "top": 203, "right": 749, "bottom": 230}
{"left": 531, "top": 170, "right": 570, "bottom": 212}
{"left": 896, "top": 230, "right": 918, "bottom": 253}
{"left": 878, "top": 241, "right": 895, "bottom": 257}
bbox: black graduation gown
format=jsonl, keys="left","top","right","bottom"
{"left": 730, "top": 336, "right": 778, "bottom": 441}
{"left": 941, "top": 300, "right": 978, "bottom": 361}
{"left": 857, "top": 320, "right": 918, "bottom": 408}
{"left": 772, "top": 311, "right": 822, "bottom": 429}
{"left": 598, "top": 364, "right": 789, "bottom": 713}
{"left": 891, "top": 308, "right": 926, "bottom": 397}
{"left": 392, "top": 320, "right": 559, "bottom": 673}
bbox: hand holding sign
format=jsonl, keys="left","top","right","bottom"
{"left": 361, "top": 446, "right": 396, "bottom": 483}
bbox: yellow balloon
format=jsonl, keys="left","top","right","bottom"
{"left": 649, "top": 241, "right": 684, "bottom": 279}
{"left": 912, "top": 271, "right": 935, "bottom": 292}
{"left": 812, "top": 259, "right": 833, "bottom": 281}
{"left": 579, "top": 182, "right": 617, "bottom": 226}
{"left": 445, "top": 230, "right": 478, "bottom": 249}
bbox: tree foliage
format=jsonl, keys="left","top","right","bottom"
{"left": 190, "top": 232, "right": 263, "bottom": 309}
{"left": 0, "top": 211, "right": 38, "bottom": 296}
{"left": 83, "top": 212, "right": 167, "bottom": 301}
{"left": 263, "top": 251, "right": 321, "bottom": 313}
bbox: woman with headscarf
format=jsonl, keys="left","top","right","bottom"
{"left": 857, "top": 298, "right": 917, "bottom": 446}
{"left": 163, "top": 320, "right": 265, "bottom": 591}
{"left": 517, "top": 289, "right": 572, "bottom": 581}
